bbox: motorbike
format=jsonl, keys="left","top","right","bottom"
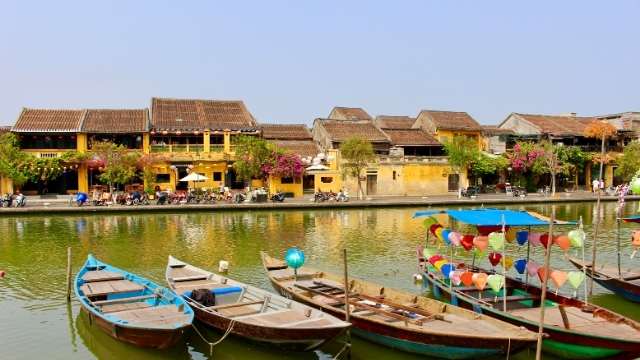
{"left": 461, "top": 186, "right": 479, "bottom": 198}
{"left": 512, "top": 186, "right": 527, "bottom": 197}
{"left": 233, "top": 192, "right": 247, "bottom": 204}
{"left": 271, "top": 192, "right": 285, "bottom": 202}
{"left": 13, "top": 193, "right": 26, "bottom": 207}
{"left": 336, "top": 191, "right": 349, "bottom": 202}
{"left": 1, "top": 193, "right": 13, "bottom": 208}
{"left": 75, "top": 192, "right": 89, "bottom": 206}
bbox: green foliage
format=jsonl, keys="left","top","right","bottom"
{"left": 233, "top": 136, "right": 275, "bottom": 181}
{"left": 471, "top": 153, "right": 509, "bottom": 176}
{"left": 443, "top": 136, "right": 480, "bottom": 173}
{"left": 340, "top": 137, "right": 375, "bottom": 199}
{"left": 92, "top": 141, "right": 142, "bottom": 190}
{"left": 615, "top": 140, "right": 640, "bottom": 182}
{"left": 0, "top": 133, "right": 87, "bottom": 186}
{"left": 557, "top": 146, "right": 590, "bottom": 172}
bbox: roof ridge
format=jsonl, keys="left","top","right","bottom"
{"left": 152, "top": 96, "right": 245, "bottom": 104}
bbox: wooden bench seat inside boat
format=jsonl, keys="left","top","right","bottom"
{"left": 82, "top": 270, "right": 124, "bottom": 283}
{"left": 269, "top": 268, "right": 318, "bottom": 281}
{"left": 510, "top": 306, "right": 615, "bottom": 328}
{"left": 80, "top": 279, "right": 144, "bottom": 297}
{"left": 481, "top": 295, "right": 540, "bottom": 303}
{"left": 101, "top": 301, "right": 153, "bottom": 314}
{"left": 115, "top": 304, "right": 190, "bottom": 326}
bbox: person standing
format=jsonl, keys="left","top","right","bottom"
{"left": 592, "top": 179, "right": 599, "bottom": 193}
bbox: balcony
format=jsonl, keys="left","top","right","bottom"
{"left": 150, "top": 144, "right": 229, "bottom": 161}
{"left": 378, "top": 155, "right": 449, "bottom": 164}
{"left": 22, "top": 149, "right": 68, "bottom": 158}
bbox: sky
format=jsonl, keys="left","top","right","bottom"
{"left": 1, "top": 1, "right": 639, "bottom": 126}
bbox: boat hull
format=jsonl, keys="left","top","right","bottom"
{"left": 191, "top": 303, "right": 345, "bottom": 351}
{"left": 267, "top": 279, "right": 531, "bottom": 359}
{"left": 423, "top": 271, "right": 639, "bottom": 359}
{"left": 79, "top": 307, "right": 188, "bottom": 349}
{"left": 568, "top": 258, "right": 640, "bottom": 303}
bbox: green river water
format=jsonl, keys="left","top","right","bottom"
{"left": 1, "top": 202, "right": 639, "bottom": 360}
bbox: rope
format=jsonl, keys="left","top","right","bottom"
{"left": 506, "top": 337, "right": 511, "bottom": 360}
{"left": 191, "top": 319, "right": 236, "bottom": 355}
{"left": 333, "top": 342, "right": 351, "bottom": 360}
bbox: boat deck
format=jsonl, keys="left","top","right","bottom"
{"left": 114, "top": 304, "right": 191, "bottom": 327}
{"left": 80, "top": 279, "right": 144, "bottom": 297}
{"left": 510, "top": 306, "right": 639, "bottom": 340}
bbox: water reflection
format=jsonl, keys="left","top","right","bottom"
{"left": 1, "top": 202, "right": 639, "bottom": 359}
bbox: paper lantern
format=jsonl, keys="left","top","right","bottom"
{"left": 550, "top": 270, "right": 568, "bottom": 289}
{"left": 441, "top": 263, "right": 455, "bottom": 279}
{"left": 423, "top": 217, "right": 437, "bottom": 229}
{"left": 460, "top": 235, "right": 474, "bottom": 251}
{"left": 505, "top": 228, "right": 516, "bottom": 243}
{"left": 526, "top": 260, "right": 540, "bottom": 276}
{"left": 473, "top": 236, "right": 489, "bottom": 251}
{"left": 487, "top": 274, "right": 504, "bottom": 293}
{"left": 450, "top": 270, "right": 463, "bottom": 286}
{"left": 423, "top": 247, "right": 436, "bottom": 260}
{"left": 529, "top": 233, "right": 542, "bottom": 247}
{"left": 472, "top": 273, "right": 488, "bottom": 291}
{"left": 554, "top": 235, "right": 571, "bottom": 251}
{"left": 428, "top": 255, "right": 444, "bottom": 265}
{"left": 568, "top": 229, "right": 585, "bottom": 248}
{"left": 567, "top": 271, "right": 586, "bottom": 289}
{"left": 514, "top": 259, "right": 527, "bottom": 274}
{"left": 435, "top": 227, "right": 444, "bottom": 242}
{"left": 503, "top": 256, "right": 514, "bottom": 271}
{"left": 448, "top": 232, "right": 462, "bottom": 246}
{"left": 488, "top": 252, "right": 503, "bottom": 267}
{"left": 488, "top": 232, "right": 505, "bottom": 250}
{"left": 516, "top": 231, "right": 529, "bottom": 246}
{"left": 537, "top": 267, "right": 549, "bottom": 282}
{"left": 434, "top": 259, "right": 447, "bottom": 271}
{"left": 461, "top": 271, "right": 474, "bottom": 287}
{"left": 441, "top": 229, "right": 452, "bottom": 245}
{"left": 284, "top": 247, "right": 305, "bottom": 269}
{"left": 540, "top": 233, "right": 550, "bottom": 248}
{"left": 473, "top": 248, "right": 486, "bottom": 259}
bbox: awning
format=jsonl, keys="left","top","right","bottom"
{"left": 413, "top": 209, "right": 575, "bottom": 226}
{"left": 179, "top": 173, "right": 208, "bottom": 182}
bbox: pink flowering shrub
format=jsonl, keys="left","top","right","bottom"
{"left": 260, "top": 152, "right": 304, "bottom": 179}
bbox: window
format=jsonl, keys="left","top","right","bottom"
{"left": 448, "top": 174, "right": 460, "bottom": 192}
{"left": 213, "top": 172, "right": 222, "bottom": 181}
{"left": 281, "top": 177, "right": 294, "bottom": 184}
{"left": 392, "top": 170, "right": 397, "bottom": 180}
{"left": 155, "top": 174, "right": 170, "bottom": 183}
{"left": 321, "top": 177, "right": 333, "bottom": 183}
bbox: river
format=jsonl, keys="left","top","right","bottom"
{"left": 1, "top": 201, "right": 638, "bottom": 359}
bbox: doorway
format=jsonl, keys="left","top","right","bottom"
{"left": 366, "top": 174, "right": 377, "bottom": 195}
{"left": 448, "top": 174, "right": 460, "bottom": 192}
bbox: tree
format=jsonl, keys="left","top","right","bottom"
{"left": 530, "top": 141, "right": 565, "bottom": 196}
{"left": 584, "top": 120, "right": 617, "bottom": 186}
{"left": 470, "top": 153, "right": 509, "bottom": 177}
{"left": 233, "top": 136, "right": 275, "bottom": 182}
{"left": 614, "top": 140, "right": 640, "bottom": 182}
{"left": 583, "top": 120, "right": 617, "bottom": 296}
{"left": 92, "top": 141, "right": 142, "bottom": 192}
{"left": 261, "top": 152, "right": 305, "bottom": 179}
{"left": 0, "top": 133, "right": 30, "bottom": 186}
{"left": 340, "top": 137, "right": 375, "bottom": 199}
{"left": 443, "top": 136, "right": 480, "bottom": 176}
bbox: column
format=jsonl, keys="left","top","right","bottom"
{"left": 203, "top": 131, "right": 210, "bottom": 153}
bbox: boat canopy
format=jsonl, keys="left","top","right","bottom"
{"left": 413, "top": 209, "right": 575, "bottom": 226}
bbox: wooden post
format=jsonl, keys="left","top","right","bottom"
{"left": 66, "top": 247, "right": 72, "bottom": 302}
{"left": 535, "top": 205, "right": 555, "bottom": 360}
{"left": 342, "top": 248, "right": 351, "bottom": 359}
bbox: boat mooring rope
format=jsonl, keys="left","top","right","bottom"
{"left": 192, "top": 319, "right": 236, "bottom": 356}
{"left": 506, "top": 337, "right": 511, "bottom": 360}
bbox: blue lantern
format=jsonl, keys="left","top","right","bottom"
{"left": 441, "top": 263, "right": 455, "bottom": 279}
{"left": 441, "top": 229, "right": 452, "bottom": 246}
{"left": 514, "top": 259, "right": 527, "bottom": 275}
{"left": 516, "top": 231, "right": 528, "bottom": 246}
{"left": 285, "top": 247, "right": 305, "bottom": 270}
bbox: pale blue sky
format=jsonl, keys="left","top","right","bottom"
{"left": 1, "top": 1, "right": 638, "bottom": 126}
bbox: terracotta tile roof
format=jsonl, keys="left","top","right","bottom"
{"left": 374, "top": 115, "right": 416, "bottom": 129}
{"left": 12, "top": 108, "right": 85, "bottom": 132}
{"left": 272, "top": 140, "right": 319, "bottom": 158}
{"left": 82, "top": 109, "right": 149, "bottom": 133}
{"left": 514, "top": 113, "right": 596, "bottom": 136}
{"left": 317, "top": 119, "right": 390, "bottom": 143}
{"left": 381, "top": 129, "right": 441, "bottom": 146}
{"left": 329, "top": 107, "right": 372, "bottom": 120}
{"left": 419, "top": 110, "right": 482, "bottom": 131}
{"left": 151, "top": 97, "right": 257, "bottom": 131}
{"left": 481, "top": 125, "right": 514, "bottom": 136}
{"left": 260, "top": 124, "right": 312, "bottom": 140}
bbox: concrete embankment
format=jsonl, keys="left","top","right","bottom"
{"left": 0, "top": 193, "right": 634, "bottom": 216}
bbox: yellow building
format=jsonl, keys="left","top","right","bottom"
{"left": 413, "top": 110, "right": 483, "bottom": 148}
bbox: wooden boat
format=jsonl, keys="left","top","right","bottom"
{"left": 568, "top": 258, "right": 640, "bottom": 303}
{"left": 261, "top": 252, "right": 537, "bottom": 359}
{"left": 422, "top": 263, "right": 640, "bottom": 359}
{"left": 165, "top": 256, "right": 350, "bottom": 351}
{"left": 74, "top": 254, "right": 194, "bottom": 349}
